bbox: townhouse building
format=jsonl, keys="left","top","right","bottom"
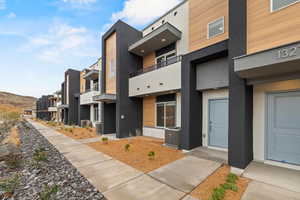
{"left": 36, "top": 95, "right": 53, "bottom": 121}
{"left": 99, "top": 0, "right": 300, "bottom": 172}
{"left": 79, "top": 59, "right": 102, "bottom": 127}
{"left": 48, "top": 91, "right": 62, "bottom": 122}
{"left": 59, "top": 69, "right": 81, "bottom": 125}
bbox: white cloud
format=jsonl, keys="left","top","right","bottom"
{"left": 111, "top": 0, "right": 183, "bottom": 26}
{"left": 0, "top": 0, "right": 6, "bottom": 10}
{"left": 58, "top": 0, "right": 97, "bottom": 10}
{"left": 20, "top": 22, "right": 99, "bottom": 63}
{"left": 7, "top": 12, "right": 16, "bottom": 19}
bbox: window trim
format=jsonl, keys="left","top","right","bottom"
{"left": 155, "top": 101, "right": 177, "bottom": 129}
{"left": 207, "top": 16, "right": 225, "bottom": 40}
{"left": 270, "top": 0, "right": 300, "bottom": 12}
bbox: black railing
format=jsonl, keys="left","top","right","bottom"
{"left": 130, "top": 55, "right": 182, "bottom": 77}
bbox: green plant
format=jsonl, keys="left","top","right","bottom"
{"left": 221, "top": 182, "right": 238, "bottom": 192}
{"left": 209, "top": 187, "right": 226, "bottom": 200}
{"left": 124, "top": 144, "right": 131, "bottom": 152}
{"left": 101, "top": 137, "right": 108, "bottom": 144}
{"left": 0, "top": 174, "right": 20, "bottom": 198}
{"left": 148, "top": 151, "right": 155, "bottom": 160}
{"left": 226, "top": 173, "right": 238, "bottom": 184}
{"left": 33, "top": 147, "right": 48, "bottom": 162}
{"left": 39, "top": 184, "right": 59, "bottom": 200}
{"left": 5, "top": 155, "right": 22, "bottom": 169}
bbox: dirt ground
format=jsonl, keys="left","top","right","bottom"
{"left": 2, "top": 127, "right": 21, "bottom": 146}
{"left": 87, "top": 136, "right": 184, "bottom": 173}
{"left": 36, "top": 119, "right": 98, "bottom": 140}
{"left": 190, "top": 165, "right": 250, "bottom": 200}
{"left": 57, "top": 127, "right": 98, "bottom": 140}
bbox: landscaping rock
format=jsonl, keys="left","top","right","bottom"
{"left": 0, "top": 121, "right": 105, "bottom": 200}
{"left": 0, "top": 143, "right": 21, "bottom": 162}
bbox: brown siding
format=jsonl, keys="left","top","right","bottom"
{"left": 247, "top": 1, "right": 300, "bottom": 54}
{"left": 143, "top": 96, "right": 156, "bottom": 127}
{"left": 80, "top": 71, "right": 86, "bottom": 93}
{"left": 189, "top": 0, "right": 229, "bottom": 52}
{"left": 143, "top": 52, "right": 156, "bottom": 69}
{"left": 105, "top": 32, "right": 117, "bottom": 94}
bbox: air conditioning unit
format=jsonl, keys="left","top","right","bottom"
{"left": 164, "top": 128, "right": 181, "bottom": 149}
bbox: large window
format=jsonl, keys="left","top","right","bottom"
{"left": 271, "top": 0, "right": 300, "bottom": 12}
{"left": 207, "top": 17, "right": 224, "bottom": 39}
{"left": 156, "top": 101, "right": 176, "bottom": 128}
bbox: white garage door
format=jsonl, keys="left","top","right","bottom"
{"left": 267, "top": 91, "right": 300, "bottom": 165}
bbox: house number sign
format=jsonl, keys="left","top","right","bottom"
{"left": 277, "top": 46, "right": 300, "bottom": 59}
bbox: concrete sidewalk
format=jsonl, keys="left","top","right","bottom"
{"left": 28, "top": 120, "right": 223, "bottom": 200}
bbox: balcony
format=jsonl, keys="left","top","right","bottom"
{"left": 129, "top": 56, "right": 181, "bottom": 97}
{"left": 129, "top": 23, "right": 182, "bottom": 56}
{"left": 48, "top": 107, "right": 57, "bottom": 112}
{"left": 83, "top": 69, "right": 99, "bottom": 81}
{"left": 80, "top": 84, "right": 100, "bottom": 105}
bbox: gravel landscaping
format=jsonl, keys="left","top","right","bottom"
{"left": 0, "top": 121, "right": 105, "bottom": 200}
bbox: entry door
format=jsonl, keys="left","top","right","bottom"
{"left": 267, "top": 91, "right": 300, "bottom": 165}
{"left": 208, "top": 99, "right": 228, "bottom": 148}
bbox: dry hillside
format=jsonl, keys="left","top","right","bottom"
{"left": 0, "top": 91, "right": 36, "bottom": 111}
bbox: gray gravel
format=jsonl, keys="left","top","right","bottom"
{"left": 1, "top": 121, "right": 105, "bottom": 200}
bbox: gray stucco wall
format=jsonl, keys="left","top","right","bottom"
{"left": 196, "top": 57, "right": 229, "bottom": 90}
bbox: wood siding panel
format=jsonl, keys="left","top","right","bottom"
{"left": 247, "top": 1, "right": 300, "bottom": 54}
{"left": 143, "top": 52, "right": 156, "bottom": 69}
{"left": 143, "top": 96, "right": 156, "bottom": 127}
{"left": 105, "top": 32, "right": 117, "bottom": 94}
{"left": 189, "top": 0, "right": 229, "bottom": 52}
{"left": 80, "top": 71, "right": 86, "bottom": 93}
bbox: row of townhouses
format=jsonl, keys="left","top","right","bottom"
{"left": 36, "top": 0, "right": 300, "bottom": 173}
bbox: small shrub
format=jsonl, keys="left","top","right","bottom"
{"left": 124, "top": 144, "right": 130, "bottom": 152}
{"left": 148, "top": 151, "right": 155, "bottom": 160}
{"left": 0, "top": 174, "right": 20, "bottom": 198}
{"left": 39, "top": 184, "right": 59, "bottom": 200}
{"left": 221, "top": 182, "right": 238, "bottom": 192}
{"left": 226, "top": 173, "right": 238, "bottom": 184}
{"left": 101, "top": 137, "right": 108, "bottom": 144}
{"left": 5, "top": 154, "right": 22, "bottom": 169}
{"left": 33, "top": 147, "right": 48, "bottom": 162}
{"left": 209, "top": 187, "right": 226, "bottom": 200}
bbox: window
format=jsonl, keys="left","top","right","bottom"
{"left": 94, "top": 105, "right": 99, "bottom": 122}
{"left": 271, "top": 0, "right": 300, "bottom": 11}
{"left": 156, "top": 101, "right": 176, "bottom": 128}
{"left": 109, "top": 59, "right": 116, "bottom": 78}
{"left": 207, "top": 17, "right": 224, "bottom": 39}
{"left": 174, "top": 11, "right": 177, "bottom": 16}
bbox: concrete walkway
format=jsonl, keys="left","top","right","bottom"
{"left": 28, "top": 120, "right": 222, "bottom": 200}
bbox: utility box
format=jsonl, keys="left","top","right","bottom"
{"left": 95, "top": 122, "right": 103, "bottom": 135}
{"left": 164, "top": 128, "right": 180, "bottom": 149}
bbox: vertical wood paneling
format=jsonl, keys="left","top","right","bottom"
{"left": 143, "top": 96, "right": 156, "bottom": 127}
{"left": 247, "top": 1, "right": 300, "bottom": 54}
{"left": 105, "top": 32, "right": 117, "bottom": 94}
{"left": 80, "top": 71, "right": 86, "bottom": 93}
{"left": 189, "top": 0, "right": 229, "bottom": 52}
{"left": 143, "top": 52, "right": 156, "bottom": 69}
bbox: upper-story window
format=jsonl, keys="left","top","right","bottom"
{"left": 271, "top": 0, "right": 300, "bottom": 11}
{"left": 207, "top": 17, "right": 224, "bottom": 39}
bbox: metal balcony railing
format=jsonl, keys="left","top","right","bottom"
{"left": 82, "top": 83, "right": 99, "bottom": 94}
{"left": 129, "top": 55, "right": 182, "bottom": 77}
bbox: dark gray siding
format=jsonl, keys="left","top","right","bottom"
{"left": 196, "top": 57, "right": 229, "bottom": 90}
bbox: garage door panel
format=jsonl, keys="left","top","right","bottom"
{"left": 274, "top": 96, "right": 300, "bottom": 129}
{"left": 267, "top": 91, "right": 300, "bottom": 165}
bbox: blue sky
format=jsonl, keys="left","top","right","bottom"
{"left": 0, "top": 0, "right": 182, "bottom": 97}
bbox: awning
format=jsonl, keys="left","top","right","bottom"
{"left": 129, "top": 23, "right": 182, "bottom": 56}
{"left": 83, "top": 69, "right": 99, "bottom": 80}
{"left": 93, "top": 93, "right": 116, "bottom": 103}
{"left": 234, "top": 41, "right": 300, "bottom": 79}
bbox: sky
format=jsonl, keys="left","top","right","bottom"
{"left": 0, "top": 0, "right": 183, "bottom": 98}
